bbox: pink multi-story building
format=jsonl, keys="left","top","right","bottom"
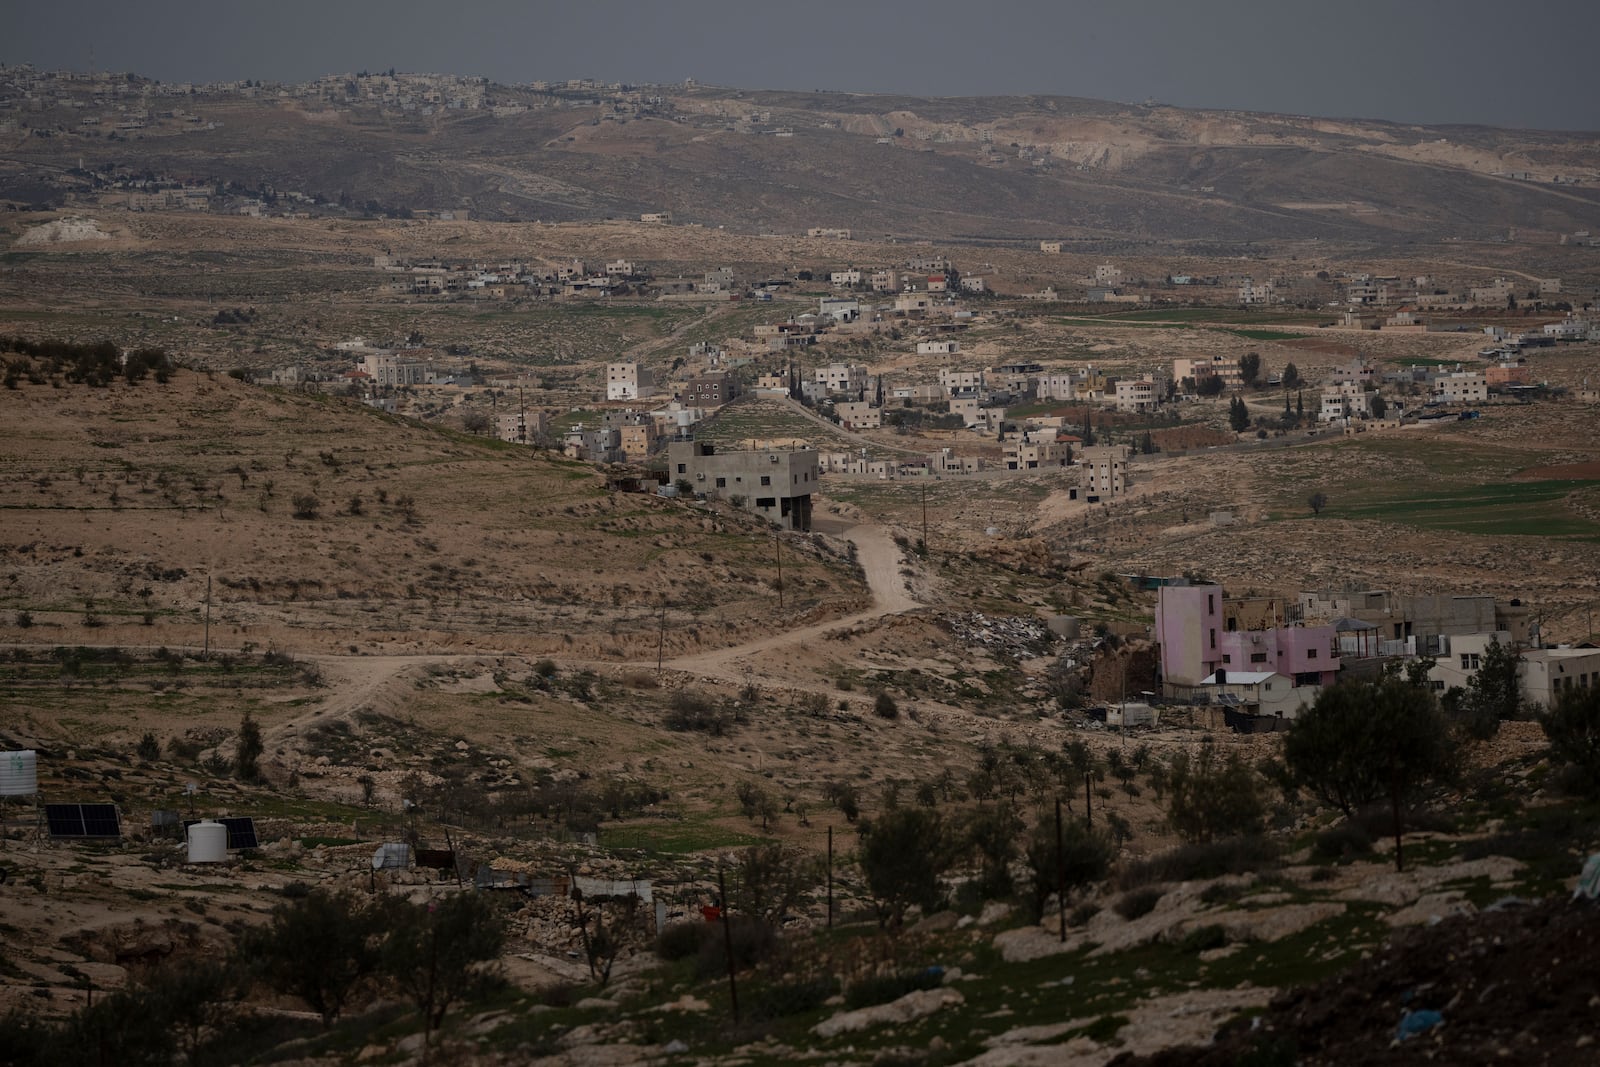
{"left": 1158, "top": 583, "right": 1341, "bottom": 691}
{"left": 1216, "top": 625, "right": 1340, "bottom": 687}
{"left": 1155, "top": 585, "right": 1223, "bottom": 687}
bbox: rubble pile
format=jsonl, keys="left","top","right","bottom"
{"left": 944, "top": 612, "right": 1054, "bottom": 658}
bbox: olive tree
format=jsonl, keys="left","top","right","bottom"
{"left": 1165, "top": 740, "right": 1264, "bottom": 843}
{"left": 1285, "top": 678, "right": 1456, "bottom": 871}
{"left": 1541, "top": 685, "right": 1600, "bottom": 795}
{"left": 858, "top": 806, "right": 949, "bottom": 930}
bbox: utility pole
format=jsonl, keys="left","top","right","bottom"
{"left": 921, "top": 483, "right": 929, "bottom": 554}
{"left": 1055, "top": 798, "right": 1067, "bottom": 942}
{"left": 774, "top": 533, "right": 784, "bottom": 609}
{"left": 827, "top": 825, "right": 834, "bottom": 930}
{"left": 717, "top": 864, "right": 740, "bottom": 1021}
{"left": 655, "top": 603, "right": 667, "bottom": 675}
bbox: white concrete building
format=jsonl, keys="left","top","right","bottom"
{"left": 816, "top": 362, "right": 868, "bottom": 396}
{"left": 606, "top": 361, "right": 655, "bottom": 401}
{"left": 1433, "top": 371, "right": 1488, "bottom": 405}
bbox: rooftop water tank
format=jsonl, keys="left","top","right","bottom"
{"left": 0, "top": 750, "right": 38, "bottom": 797}
{"left": 186, "top": 819, "right": 228, "bottom": 863}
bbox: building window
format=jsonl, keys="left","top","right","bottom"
{"left": 1222, "top": 654, "right": 1231, "bottom": 664}
{"left": 756, "top": 497, "right": 776, "bottom": 508}
{"left": 1250, "top": 652, "right": 1268, "bottom": 664}
{"left": 760, "top": 476, "right": 771, "bottom": 486}
{"left": 715, "top": 477, "right": 727, "bottom": 489}
{"left": 1207, "top": 594, "right": 1215, "bottom": 614}
{"left": 676, "top": 464, "right": 686, "bottom": 474}
{"left": 1307, "top": 648, "right": 1317, "bottom": 659}
{"left": 1209, "top": 629, "right": 1216, "bottom": 650}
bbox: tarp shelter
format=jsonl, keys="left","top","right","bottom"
{"left": 1333, "top": 616, "right": 1381, "bottom": 658}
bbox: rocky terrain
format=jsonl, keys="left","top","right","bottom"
{"left": 1, "top": 76, "right": 1599, "bottom": 1060}
{"left": 5, "top": 78, "right": 1600, "bottom": 243}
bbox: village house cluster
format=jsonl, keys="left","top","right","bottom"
{"left": 1154, "top": 582, "right": 1589, "bottom": 730}
{"left": 273, "top": 241, "right": 1599, "bottom": 534}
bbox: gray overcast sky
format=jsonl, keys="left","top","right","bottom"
{"left": 7, "top": 0, "right": 1599, "bottom": 131}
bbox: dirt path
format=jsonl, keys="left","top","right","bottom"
{"left": 259, "top": 653, "right": 482, "bottom": 746}
{"left": 659, "top": 521, "right": 921, "bottom": 684}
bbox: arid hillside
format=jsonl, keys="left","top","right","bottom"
{"left": 0, "top": 367, "right": 868, "bottom": 663}
{"left": 6, "top": 79, "right": 1600, "bottom": 244}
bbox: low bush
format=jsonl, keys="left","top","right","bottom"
{"left": 1199, "top": 882, "right": 1247, "bottom": 906}
{"left": 654, "top": 920, "right": 714, "bottom": 961}
{"left": 844, "top": 967, "right": 943, "bottom": 1010}
{"left": 747, "top": 973, "right": 838, "bottom": 1020}
{"left": 1313, "top": 821, "right": 1374, "bottom": 861}
{"left": 1117, "top": 836, "right": 1280, "bottom": 891}
{"left": 1176, "top": 924, "right": 1228, "bottom": 953}
{"left": 694, "top": 916, "right": 777, "bottom": 979}
{"left": 1353, "top": 805, "right": 1456, "bottom": 839}
{"left": 665, "top": 688, "right": 736, "bottom": 735}
{"left": 1113, "top": 887, "right": 1164, "bottom": 921}
{"left": 873, "top": 692, "right": 899, "bottom": 719}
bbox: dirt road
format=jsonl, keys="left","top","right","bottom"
{"left": 660, "top": 521, "right": 921, "bottom": 683}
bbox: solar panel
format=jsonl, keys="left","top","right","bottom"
{"left": 182, "top": 817, "right": 259, "bottom": 850}
{"left": 219, "top": 817, "right": 258, "bottom": 850}
{"left": 45, "top": 803, "right": 121, "bottom": 839}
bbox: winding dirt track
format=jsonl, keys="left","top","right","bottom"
{"left": 658, "top": 521, "right": 920, "bottom": 685}
{"left": 250, "top": 519, "right": 921, "bottom": 743}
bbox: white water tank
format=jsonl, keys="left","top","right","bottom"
{"left": 372, "top": 842, "right": 411, "bottom": 870}
{"left": 0, "top": 750, "right": 38, "bottom": 796}
{"left": 186, "top": 819, "right": 228, "bottom": 863}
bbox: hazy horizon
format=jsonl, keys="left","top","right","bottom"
{"left": 7, "top": 0, "right": 1600, "bottom": 132}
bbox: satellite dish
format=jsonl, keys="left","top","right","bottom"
{"left": 183, "top": 782, "right": 198, "bottom": 796}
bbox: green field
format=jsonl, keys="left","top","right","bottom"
{"left": 1315, "top": 479, "right": 1600, "bottom": 539}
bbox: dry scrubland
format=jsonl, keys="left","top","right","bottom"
{"left": 2, "top": 213, "right": 1600, "bottom": 1064}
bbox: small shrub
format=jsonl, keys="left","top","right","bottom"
{"left": 694, "top": 916, "right": 776, "bottom": 979}
{"left": 747, "top": 974, "right": 838, "bottom": 1021}
{"left": 166, "top": 736, "right": 203, "bottom": 761}
{"left": 844, "top": 968, "right": 943, "bottom": 1010}
{"left": 533, "top": 659, "right": 558, "bottom": 679}
{"left": 665, "top": 689, "right": 734, "bottom": 735}
{"left": 873, "top": 692, "right": 900, "bottom": 719}
{"left": 654, "top": 920, "right": 713, "bottom": 962}
{"left": 1353, "top": 805, "right": 1455, "bottom": 840}
{"left": 533, "top": 981, "right": 577, "bottom": 1008}
{"left": 291, "top": 494, "right": 321, "bottom": 520}
{"left": 1117, "top": 836, "right": 1280, "bottom": 891}
{"left": 1113, "top": 887, "right": 1164, "bottom": 921}
{"left": 1177, "top": 924, "right": 1228, "bottom": 953}
{"left": 1199, "top": 882, "right": 1246, "bottom": 906}
{"left": 136, "top": 732, "right": 161, "bottom": 761}
{"left": 14, "top": 610, "right": 32, "bottom": 628}
{"left": 1313, "top": 821, "right": 1374, "bottom": 861}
